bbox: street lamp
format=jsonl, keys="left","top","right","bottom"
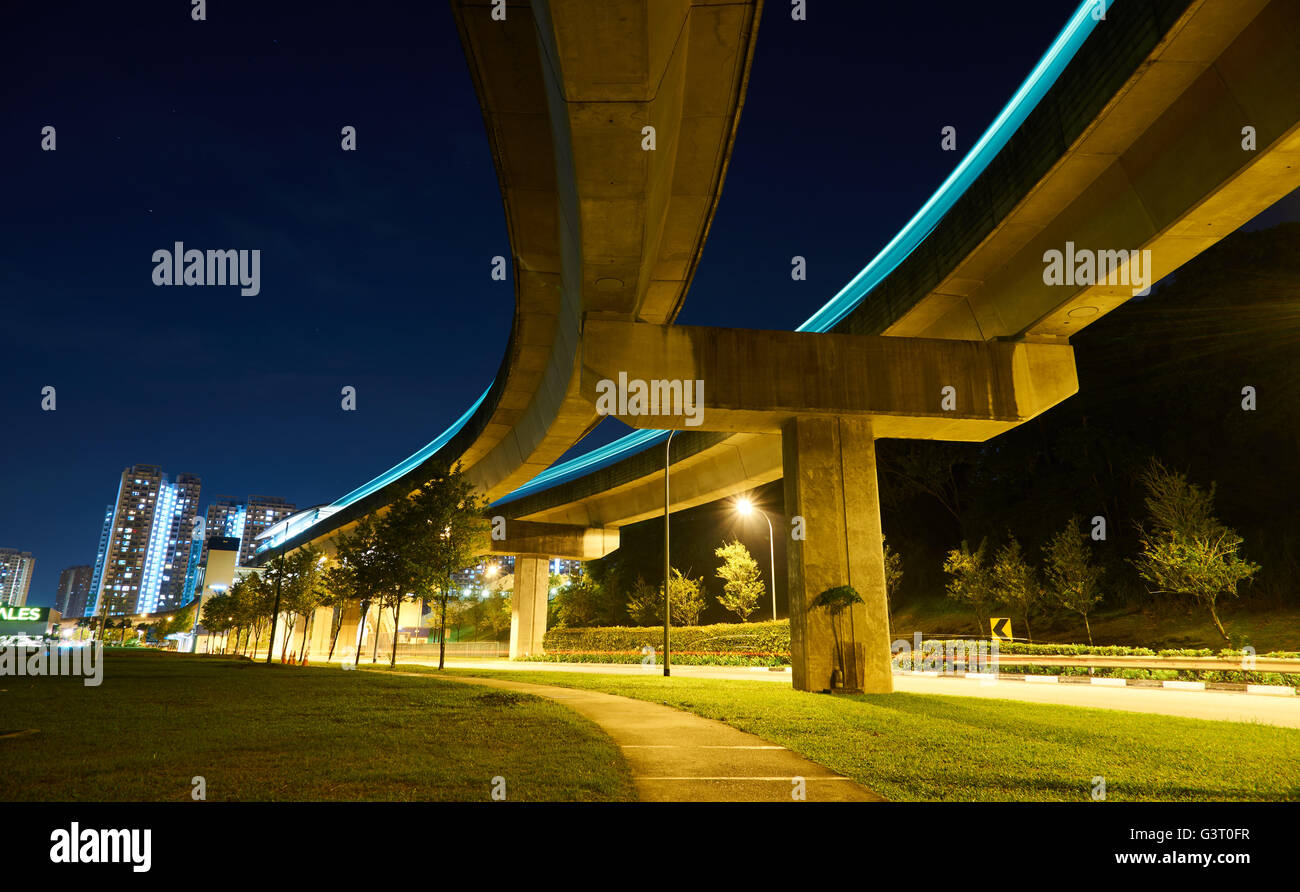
{"left": 736, "top": 497, "right": 777, "bottom": 622}
{"left": 267, "top": 537, "right": 288, "bottom": 664}
{"left": 663, "top": 430, "right": 676, "bottom": 676}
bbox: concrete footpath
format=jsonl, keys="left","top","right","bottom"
{"left": 399, "top": 672, "right": 882, "bottom": 802}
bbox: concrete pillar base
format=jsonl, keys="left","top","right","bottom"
{"left": 510, "top": 556, "right": 550, "bottom": 659}
{"left": 782, "top": 416, "right": 893, "bottom": 694}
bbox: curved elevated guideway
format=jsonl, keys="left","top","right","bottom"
{"left": 259, "top": 0, "right": 1300, "bottom": 692}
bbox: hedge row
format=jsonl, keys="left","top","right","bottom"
{"left": 542, "top": 620, "right": 791, "bottom": 664}
{"left": 539, "top": 623, "right": 1300, "bottom": 667}
{"left": 908, "top": 640, "right": 1300, "bottom": 660}
{"left": 991, "top": 665, "right": 1300, "bottom": 687}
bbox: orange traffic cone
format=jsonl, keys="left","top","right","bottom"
{"left": 302, "top": 654, "right": 309, "bottom": 667}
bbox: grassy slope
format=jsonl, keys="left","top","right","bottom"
{"left": 379, "top": 667, "right": 1300, "bottom": 802}
{"left": 0, "top": 650, "right": 634, "bottom": 802}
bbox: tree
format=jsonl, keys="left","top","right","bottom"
{"left": 264, "top": 545, "right": 326, "bottom": 662}
{"left": 228, "top": 572, "right": 274, "bottom": 657}
{"left": 1133, "top": 460, "right": 1260, "bottom": 641}
{"left": 627, "top": 570, "right": 707, "bottom": 626}
{"left": 882, "top": 536, "right": 903, "bottom": 625}
{"left": 464, "top": 588, "right": 512, "bottom": 640}
{"left": 389, "top": 463, "right": 490, "bottom": 669}
{"left": 552, "top": 575, "right": 608, "bottom": 629}
{"left": 810, "top": 585, "right": 864, "bottom": 691}
{"left": 201, "top": 593, "right": 236, "bottom": 653}
{"left": 371, "top": 507, "right": 417, "bottom": 667}
{"left": 154, "top": 605, "right": 194, "bottom": 639}
{"left": 943, "top": 540, "right": 995, "bottom": 635}
{"left": 551, "top": 557, "right": 628, "bottom": 628}
{"left": 992, "top": 537, "right": 1044, "bottom": 643}
{"left": 320, "top": 562, "right": 358, "bottom": 660}
{"left": 334, "top": 517, "right": 393, "bottom": 667}
{"left": 714, "top": 540, "right": 764, "bottom": 622}
{"left": 1043, "top": 516, "right": 1105, "bottom": 644}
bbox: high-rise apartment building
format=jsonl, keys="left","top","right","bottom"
{"left": 87, "top": 504, "right": 114, "bottom": 616}
{"left": 90, "top": 464, "right": 202, "bottom": 617}
{"left": 0, "top": 549, "right": 36, "bottom": 607}
{"left": 200, "top": 495, "right": 296, "bottom": 568}
{"left": 55, "top": 564, "right": 93, "bottom": 617}
{"left": 238, "top": 496, "right": 296, "bottom": 565}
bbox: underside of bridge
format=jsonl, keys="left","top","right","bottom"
{"left": 496, "top": 0, "right": 1300, "bottom": 691}
{"left": 257, "top": 0, "right": 1300, "bottom": 693}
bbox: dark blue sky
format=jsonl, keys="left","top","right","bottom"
{"left": 6, "top": 1, "right": 1288, "bottom": 605}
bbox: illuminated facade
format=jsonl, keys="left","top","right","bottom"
{"left": 90, "top": 465, "right": 202, "bottom": 618}
{"left": 201, "top": 495, "right": 296, "bottom": 568}
{"left": 86, "top": 505, "right": 114, "bottom": 617}
{"left": 55, "top": 564, "right": 93, "bottom": 617}
{"left": 0, "top": 548, "right": 36, "bottom": 608}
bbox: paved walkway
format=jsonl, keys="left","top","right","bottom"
{"left": 398, "top": 672, "right": 882, "bottom": 802}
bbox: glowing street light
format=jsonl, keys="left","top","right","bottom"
{"left": 736, "top": 497, "right": 777, "bottom": 622}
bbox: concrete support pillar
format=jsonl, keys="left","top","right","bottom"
{"left": 782, "top": 416, "right": 893, "bottom": 694}
{"left": 510, "top": 556, "right": 550, "bottom": 659}
{"left": 337, "top": 603, "right": 362, "bottom": 662}
{"left": 308, "top": 606, "right": 334, "bottom": 658}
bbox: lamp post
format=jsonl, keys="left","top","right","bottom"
{"left": 737, "top": 497, "right": 777, "bottom": 621}
{"left": 663, "top": 430, "right": 676, "bottom": 677}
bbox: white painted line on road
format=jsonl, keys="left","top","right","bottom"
{"left": 1023, "top": 675, "right": 1059, "bottom": 684}
{"left": 1089, "top": 677, "right": 1128, "bottom": 687}
{"left": 1246, "top": 684, "right": 1297, "bottom": 697}
{"left": 1163, "top": 680, "right": 1207, "bottom": 691}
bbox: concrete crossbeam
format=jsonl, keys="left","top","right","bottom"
{"left": 482, "top": 518, "right": 619, "bottom": 561}
{"left": 580, "top": 320, "right": 1078, "bottom": 438}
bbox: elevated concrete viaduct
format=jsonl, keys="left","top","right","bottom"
{"left": 254, "top": 0, "right": 1300, "bottom": 691}
{"left": 494, "top": 0, "right": 1300, "bottom": 691}
{"left": 255, "top": 0, "right": 763, "bottom": 660}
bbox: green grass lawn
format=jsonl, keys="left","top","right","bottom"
{"left": 369, "top": 666, "right": 1300, "bottom": 802}
{"left": 0, "top": 650, "right": 634, "bottom": 802}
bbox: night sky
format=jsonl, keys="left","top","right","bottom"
{"left": 6, "top": 1, "right": 1295, "bottom": 605}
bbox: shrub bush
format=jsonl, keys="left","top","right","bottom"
{"left": 542, "top": 620, "right": 791, "bottom": 664}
